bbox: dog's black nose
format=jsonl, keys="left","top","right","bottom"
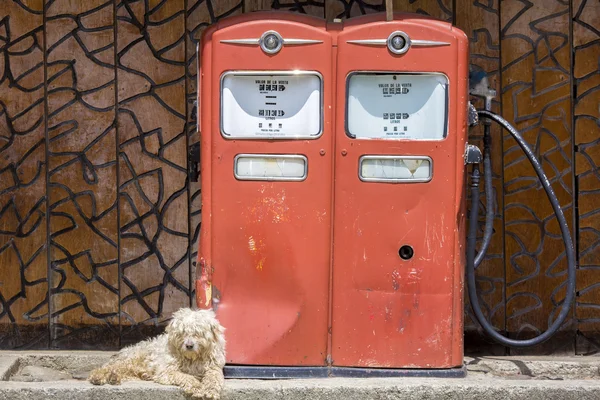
{"left": 186, "top": 344, "right": 194, "bottom": 350}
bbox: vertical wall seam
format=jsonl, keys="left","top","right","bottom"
{"left": 42, "top": 0, "right": 52, "bottom": 349}
{"left": 568, "top": 0, "right": 579, "bottom": 354}
{"left": 185, "top": 0, "right": 193, "bottom": 308}
{"left": 452, "top": 0, "right": 456, "bottom": 26}
{"left": 114, "top": 0, "right": 122, "bottom": 349}
{"left": 497, "top": 0, "right": 508, "bottom": 356}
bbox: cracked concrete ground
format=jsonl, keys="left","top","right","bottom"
{"left": 1, "top": 352, "right": 600, "bottom": 399}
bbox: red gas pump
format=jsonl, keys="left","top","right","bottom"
{"left": 196, "top": 13, "right": 334, "bottom": 374}
{"left": 331, "top": 14, "right": 468, "bottom": 371}
{"left": 195, "top": 11, "right": 576, "bottom": 379}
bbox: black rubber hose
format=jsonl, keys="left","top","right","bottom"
{"left": 468, "top": 167, "right": 482, "bottom": 274}
{"left": 467, "top": 110, "right": 576, "bottom": 347}
{"left": 474, "top": 129, "right": 494, "bottom": 269}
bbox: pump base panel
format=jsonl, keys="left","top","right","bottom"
{"left": 223, "top": 365, "right": 467, "bottom": 379}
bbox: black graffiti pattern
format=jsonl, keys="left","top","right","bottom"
{"left": 0, "top": 0, "right": 598, "bottom": 354}
{"left": 572, "top": 0, "right": 600, "bottom": 355}
{"left": 0, "top": 0, "right": 48, "bottom": 349}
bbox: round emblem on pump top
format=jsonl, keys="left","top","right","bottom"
{"left": 387, "top": 31, "right": 411, "bottom": 55}
{"left": 260, "top": 30, "right": 283, "bottom": 54}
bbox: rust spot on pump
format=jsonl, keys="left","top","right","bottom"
{"left": 248, "top": 236, "right": 256, "bottom": 252}
{"left": 247, "top": 188, "right": 290, "bottom": 224}
{"left": 247, "top": 235, "right": 267, "bottom": 271}
{"left": 256, "top": 257, "right": 266, "bottom": 271}
{"left": 196, "top": 257, "right": 212, "bottom": 309}
{"left": 391, "top": 270, "right": 400, "bottom": 291}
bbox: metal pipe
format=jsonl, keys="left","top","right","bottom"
{"left": 386, "top": 0, "right": 393, "bottom": 21}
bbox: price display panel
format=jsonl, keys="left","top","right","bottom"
{"left": 346, "top": 72, "right": 448, "bottom": 140}
{"left": 221, "top": 71, "right": 322, "bottom": 139}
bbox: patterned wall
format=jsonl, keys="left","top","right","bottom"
{"left": 0, "top": 0, "right": 598, "bottom": 355}
{"left": 573, "top": 0, "right": 600, "bottom": 355}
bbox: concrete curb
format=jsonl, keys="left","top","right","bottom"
{"left": 1, "top": 378, "right": 600, "bottom": 400}
{"left": 464, "top": 356, "right": 600, "bottom": 379}
{"left": 2, "top": 352, "right": 600, "bottom": 399}
{"left": 0, "top": 356, "right": 19, "bottom": 381}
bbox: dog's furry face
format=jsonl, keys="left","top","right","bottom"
{"left": 166, "top": 308, "right": 225, "bottom": 361}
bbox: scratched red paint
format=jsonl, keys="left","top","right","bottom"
{"left": 330, "top": 15, "right": 468, "bottom": 369}
{"left": 196, "top": 13, "right": 333, "bottom": 366}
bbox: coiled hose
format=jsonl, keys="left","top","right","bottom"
{"left": 467, "top": 110, "right": 576, "bottom": 347}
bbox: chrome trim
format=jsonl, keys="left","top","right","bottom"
{"left": 347, "top": 31, "right": 450, "bottom": 54}
{"left": 234, "top": 154, "right": 308, "bottom": 182}
{"left": 259, "top": 30, "right": 283, "bottom": 54}
{"left": 220, "top": 30, "right": 323, "bottom": 55}
{"left": 346, "top": 39, "right": 388, "bottom": 45}
{"left": 220, "top": 70, "right": 324, "bottom": 140}
{"left": 221, "top": 38, "right": 323, "bottom": 45}
{"left": 358, "top": 155, "right": 433, "bottom": 183}
{"left": 282, "top": 38, "right": 323, "bottom": 45}
{"left": 387, "top": 31, "right": 411, "bottom": 55}
{"left": 411, "top": 40, "right": 451, "bottom": 47}
{"left": 344, "top": 71, "right": 450, "bottom": 141}
{"left": 220, "top": 39, "right": 260, "bottom": 45}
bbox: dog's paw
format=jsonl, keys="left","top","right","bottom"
{"left": 107, "top": 371, "right": 122, "bottom": 385}
{"left": 88, "top": 376, "right": 104, "bottom": 385}
{"left": 190, "top": 388, "right": 221, "bottom": 400}
{"left": 140, "top": 372, "right": 152, "bottom": 381}
{"left": 88, "top": 370, "right": 107, "bottom": 385}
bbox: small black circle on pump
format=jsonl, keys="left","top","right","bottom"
{"left": 399, "top": 245, "right": 414, "bottom": 260}
{"left": 391, "top": 35, "right": 405, "bottom": 51}
{"left": 264, "top": 35, "right": 278, "bottom": 49}
{"left": 386, "top": 31, "right": 411, "bottom": 55}
{"left": 259, "top": 30, "right": 283, "bottom": 54}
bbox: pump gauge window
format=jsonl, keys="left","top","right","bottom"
{"left": 346, "top": 72, "right": 448, "bottom": 140}
{"left": 221, "top": 71, "right": 322, "bottom": 139}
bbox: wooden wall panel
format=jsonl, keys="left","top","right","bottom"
{"left": 45, "top": 0, "right": 119, "bottom": 350}
{"left": 325, "top": 0, "right": 383, "bottom": 20}
{"left": 573, "top": 0, "right": 600, "bottom": 355}
{"left": 246, "top": 0, "right": 325, "bottom": 16}
{"left": 324, "top": 1, "right": 450, "bottom": 26}
{"left": 392, "top": 0, "right": 451, "bottom": 21}
{"left": 0, "top": 0, "right": 48, "bottom": 349}
{"left": 244, "top": 0, "right": 272, "bottom": 12}
{"left": 501, "top": 0, "right": 575, "bottom": 354}
{"left": 0, "top": 0, "right": 598, "bottom": 355}
{"left": 455, "top": 0, "right": 506, "bottom": 355}
{"left": 116, "top": 0, "right": 190, "bottom": 345}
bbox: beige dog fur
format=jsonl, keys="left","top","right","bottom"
{"left": 89, "top": 308, "right": 226, "bottom": 399}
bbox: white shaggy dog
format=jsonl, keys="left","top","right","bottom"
{"left": 89, "top": 308, "right": 226, "bottom": 399}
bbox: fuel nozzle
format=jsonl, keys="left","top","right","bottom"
{"left": 468, "top": 64, "right": 496, "bottom": 101}
{"left": 468, "top": 65, "right": 496, "bottom": 126}
{"left": 466, "top": 64, "right": 495, "bottom": 270}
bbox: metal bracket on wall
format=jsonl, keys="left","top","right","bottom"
{"left": 188, "top": 142, "right": 200, "bottom": 182}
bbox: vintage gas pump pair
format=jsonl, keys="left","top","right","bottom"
{"left": 192, "top": 12, "right": 575, "bottom": 378}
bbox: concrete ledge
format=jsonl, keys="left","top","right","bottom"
{"left": 1, "top": 377, "right": 600, "bottom": 400}
{"left": 2, "top": 352, "right": 600, "bottom": 399}
{"left": 0, "top": 381, "right": 185, "bottom": 400}
{"left": 0, "top": 356, "right": 19, "bottom": 381}
{"left": 464, "top": 356, "right": 600, "bottom": 379}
